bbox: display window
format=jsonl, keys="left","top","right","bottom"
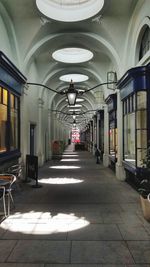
{"left": 136, "top": 91, "right": 147, "bottom": 167}
{"left": 118, "top": 65, "right": 150, "bottom": 187}
{"left": 123, "top": 91, "right": 147, "bottom": 168}
{"left": 109, "top": 117, "right": 117, "bottom": 160}
{"left": 0, "top": 86, "right": 20, "bottom": 154}
{"left": 106, "top": 94, "right": 117, "bottom": 163}
{"left": 0, "top": 51, "right": 26, "bottom": 164}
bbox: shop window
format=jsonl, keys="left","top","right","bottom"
{"left": 123, "top": 106, "right": 136, "bottom": 165}
{"left": 0, "top": 87, "right": 7, "bottom": 153}
{"left": 118, "top": 65, "right": 150, "bottom": 188}
{"left": 123, "top": 92, "right": 147, "bottom": 167}
{"left": 109, "top": 122, "right": 118, "bottom": 160}
{"left": 106, "top": 94, "right": 117, "bottom": 163}
{"left": 136, "top": 91, "right": 147, "bottom": 167}
{"left": 0, "top": 87, "right": 19, "bottom": 154}
{"left": 139, "top": 26, "right": 150, "bottom": 60}
{"left": 109, "top": 111, "right": 117, "bottom": 161}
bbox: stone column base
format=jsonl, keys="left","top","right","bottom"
{"left": 115, "top": 162, "right": 126, "bottom": 181}
{"left": 103, "top": 154, "right": 109, "bottom": 167}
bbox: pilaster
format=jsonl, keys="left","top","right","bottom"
{"left": 38, "top": 98, "right": 44, "bottom": 166}
{"left": 103, "top": 105, "right": 109, "bottom": 167}
{"left": 115, "top": 91, "right": 125, "bottom": 180}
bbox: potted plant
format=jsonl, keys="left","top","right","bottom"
{"left": 139, "top": 179, "right": 150, "bottom": 221}
{"left": 138, "top": 145, "right": 150, "bottom": 222}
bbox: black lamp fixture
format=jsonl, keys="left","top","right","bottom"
{"left": 27, "top": 72, "right": 117, "bottom": 106}
{"left": 66, "top": 79, "right": 78, "bottom": 106}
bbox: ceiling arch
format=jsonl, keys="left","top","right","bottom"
{"left": 0, "top": 2, "right": 19, "bottom": 65}
{"left": 23, "top": 32, "right": 120, "bottom": 74}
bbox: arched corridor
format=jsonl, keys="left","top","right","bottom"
{"left": 0, "top": 146, "right": 150, "bottom": 266}
{"left": 0, "top": 0, "right": 150, "bottom": 265}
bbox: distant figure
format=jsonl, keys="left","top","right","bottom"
{"left": 95, "top": 147, "right": 101, "bottom": 164}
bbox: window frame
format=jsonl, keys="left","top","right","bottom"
{"left": 122, "top": 91, "right": 148, "bottom": 168}
{"left": 0, "top": 84, "right": 20, "bottom": 162}
{"left": 139, "top": 26, "right": 150, "bottom": 61}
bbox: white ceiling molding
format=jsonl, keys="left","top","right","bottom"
{"left": 52, "top": 48, "right": 93, "bottom": 64}
{"left": 36, "top": 0, "right": 104, "bottom": 22}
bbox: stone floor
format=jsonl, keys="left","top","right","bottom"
{"left": 0, "top": 145, "right": 150, "bottom": 267}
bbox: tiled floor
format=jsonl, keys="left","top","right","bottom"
{"left": 0, "top": 145, "right": 150, "bottom": 266}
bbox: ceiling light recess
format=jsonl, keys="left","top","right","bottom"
{"left": 36, "top": 0, "right": 104, "bottom": 22}
{"left": 68, "top": 104, "right": 82, "bottom": 108}
{"left": 69, "top": 109, "right": 81, "bottom": 112}
{"left": 66, "top": 98, "right": 84, "bottom": 103}
{"left": 52, "top": 48, "right": 93, "bottom": 64}
{"left": 60, "top": 74, "right": 88, "bottom": 83}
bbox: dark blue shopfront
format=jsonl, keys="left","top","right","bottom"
{"left": 0, "top": 52, "right": 26, "bottom": 166}
{"left": 117, "top": 65, "right": 150, "bottom": 188}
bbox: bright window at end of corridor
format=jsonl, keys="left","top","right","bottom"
{"left": 36, "top": 0, "right": 104, "bottom": 22}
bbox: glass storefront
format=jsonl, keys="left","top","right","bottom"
{"left": 0, "top": 86, "right": 19, "bottom": 154}
{"left": 123, "top": 95, "right": 136, "bottom": 165}
{"left": 109, "top": 114, "right": 117, "bottom": 161}
{"left": 106, "top": 94, "right": 117, "bottom": 164}
{"left": 123, "top": 91, "right": 147, "bottom": 168}
{"left": 118, "top": 65, "right": 150, "bottom": 187}
{"left": 136, "top": 91, "right": 147, "bottom": 167}
{"left": 0, "top": 51, "right": 26, "bottom": 166}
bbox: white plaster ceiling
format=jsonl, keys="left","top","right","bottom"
{"left": 36, "top": 0, "right": 104, "bottom": 22}
{"left": 0, "top": 0, "right": 137, "bottom": 127}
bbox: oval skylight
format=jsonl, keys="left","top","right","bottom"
{"left": 69, "top": 109, "right": 81, "bottom": 112}
{"left": 52, "top": 48, "right": 93, "bottom": 63}
{"left": 66, "top": 98, "right": 84, "bottom": 103}
{"left": 36, "top": 0, "right": 104, "bottom": 22}
{"left": 76, "top": 98, "right": 85, "bottom": 102}
{"left": 60, "top": 74, "right": 88, "bottom": 83}
{"left": 68, "top": 104, "right": 82, "bottom": 108}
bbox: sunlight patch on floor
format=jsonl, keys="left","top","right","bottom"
{"left": 50, "top": 165, "right": 81, "bottom": 169}
{"left": 62, "top": 154, "right": 79, "bottom": 157}
{"left": 61, "top": 159, "right": 79, "bottom": 162}
{"left": 1, "top": 212, "right": 89, "bottom": 234}
{"left": 39, "top": 177, "right": 83, "bottom": 184}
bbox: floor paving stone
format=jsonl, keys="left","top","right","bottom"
{"left": 7, "top": 240, "right": 71, "bottom": 263}
{"left": 0, "top": 264, "right": 44, "bottom": 267}
{"left": 0, "top": 146, "right": 150, "bottom": 265}
{"left": 127, "top": 241, "right": 150, "bottom": 263}
{"left": 67, "top": 224, "right": 123, "bottom": 240}
{"left": 118, "top": 224, "right": 150, "bottom": 240}
{"left": 71, "top": 241, "right": 134, "bottom": 264}
{"left": 0, "top": 240, "right": 17, "bottom": 262}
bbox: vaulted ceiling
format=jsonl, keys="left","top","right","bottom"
{"left": 0, "top": 0, "right": 137, "bottom": 129}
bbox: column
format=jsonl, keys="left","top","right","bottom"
{"left": 93, "top": 116, "right": 96, "bottom": 155}
{"left": 97, "top": 112, "right": 100, "bottom": 149}
{"left": 48, "top": 109, "right": 52, "bottom": 159}
{"left": 38, "top": 98, "right": 44, "bottom": 166}
{"left": 90, "top": 120, "right": 93, "bottom": 152}
{"left": 103, "top": 105, "right": 109, "bottom": 167}
{"left": 116, "top": 91, "right": 126, "bottom": 180}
